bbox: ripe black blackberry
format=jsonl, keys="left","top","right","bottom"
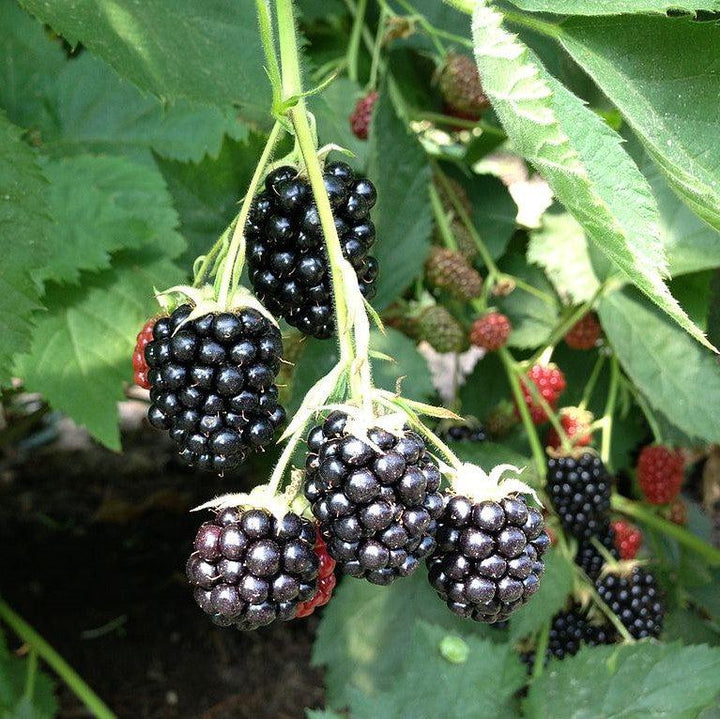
{"left": 596, "top": 566, "right": 665, "bottom": 640}
{"left": 144, "top": 304, "right": 285, "bottom": 472}
{"left": 186, "top": 507, "right": 319, "bottom": 630}
{"left": 584, "top": 621, "right": 615, "bottom": 647}
{"left": 303, "top": 411, "right": 444, "bottom": 584}
{"left": 574, "top": 520, "right": 618, "bottom": 581}
{"left": 521, "top": 603, "right": 588, "bottom": 669}
{"left": 437, "top": 422, "right": 487, "bottom": 443}
{"left": 246, "top": 162, "right": 378, "bottom": 339}
{"left": 427, "top": 492, "right": 550, "bottom": 623}
{"left": 547, "top": 453, "right": 611, "bottom": 540}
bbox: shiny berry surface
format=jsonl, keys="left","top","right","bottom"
{"left": 611, "top": 520, "right": 642, "bottom": 560}
{"left": 469, "top": 312, "right": 511, "bottom": 352}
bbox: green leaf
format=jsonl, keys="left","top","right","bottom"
{"left": 347, "top": 621, "right": 525, "bottom": 719}
{"left": 288, "top": 327, "right": 435, "bottom": 415}
{"left": 471, "top": 2, "right": 711, "bottom": 350}
{"left": 42, "top": 53, "right": 247, "bottom": 163}
{"left": 664, "top": 608, "right": 720, "bottom": 647}
{"left": 0, "top": 0, "right": 67, "bottom": 130}
{"left": 626, "top": 133, "right": 720, "bottom": 277}
{"left": 448, "top": 440, "right": 533, "bottom": 481}
{"left": 498, "top": 253, "right": 559, "bottom": 349}
{"left": 0, "top": 111, "right": 51, "bottom": 386}
{"left": 304, "top": 712, "right": 343, "bottom": 719}
{"left": 557, "top": 16, "right": 720, "bottom": 233}
{"left": 459, "top": 352, "right": 511, "bottom": 421}
{"left": 157, "top": 134, "right": 267, "bottom": 268}
{"left": 509, "top": 550, "right": 574, "bottom": 641}
{"left": 368, "top": 90, "right": 432, "bottom": 309}
{"left": 18, "top": 0, "right": 270, "bottom": 123}
{"left": 527, "top": 209, "right": 600, "bottom": 303}
{"left": 313, "top": 567, "right": 496, "bottom": 707}
{"left": 0, "top": 633, "right": 57, "bottom": 719}
{"left": 15, "top": 253, "right": 184, "bottom": 449}
{"left": 41, "top": 154, "right": 184, "bottom": 284}
{"left": 598, "top": 288, "right": 720, "bottom": 443}
{"left": 507, "top": 0, "right": 720, "bottom": 14}
{"left": 524, "top": 643, "right": 720, "bottom": 719}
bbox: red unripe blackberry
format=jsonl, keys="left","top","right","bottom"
{"left": 303, "top": 411, "right": 444, "bottom": 585}
{"left": 133, "top": 317, "right": 156, "bottom": 389}
{"left": 438, "top": 53, "right": 490, "bottom": 121}
{"left": 427, "top": 493, "right": 550, "bottom": 623}
{"left": 596, "top": 566, "right": 665, "bottom": 640}
{"left": 564, "top": 313, "right": 601, "bottom": 350}
{"left": 246, "top": 163, "right": 378, "bottom": 339}
{"left": 547, "top": 407, "right": 593, "bottom": 450}
{"left": 637, "top": 445, "right": 684, "bottom": 504}
{"left": 611, "top": 520, "right": 642, "bottom": 560}
{"left": 144, "top": 304, "right": 285, "bottom": 472}
{"left": 516, "top": 364, "right": 566, "bottom": 424}
{"left": 350, "top": 91, "right": 378, "bottom": 140}
{"left": 186, "top": 507, "right": 319, "bottom": 630}
{"left": 295, "top": 527, "right": 337, "bottom": 618}
{"left": 469, "top": 312, "right": 511, "bottom": 351}
{"left": 547, "top": 452, "right": 612, "bottom": 541}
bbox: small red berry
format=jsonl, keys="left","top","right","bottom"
{"left": 667, "top": 497, "right": 688, "bottom": 525}
{"left": 564, "top": 313, "right": 601, "bottom": 350}
{"left": 350, "top": 91, "right": 378, "bottom": 141}
{"left": 295, "top": 527, "right": 337, "bottom": 618}
{"left": 469, "top": 312, "right": 511, "bottom": 351}
{"left": 516, "top": 364, "right": 566, "bottom": 425}
{"left": 133, "top": 318, "right": 156, "bottom": 389}
{"left": 637, "top": 445, "right": 685, "bottom": 505}
{"left": 547, "top": 407, "right": 593, "bottom": 450}
{"left": 611, "top": 519, "right": 642, "bottom": 560}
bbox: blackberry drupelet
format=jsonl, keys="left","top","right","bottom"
{"left": 596, "top": 566, "right": 665, "bottom": 640}
{"left": 522, "top": 603, "right": 588, "bottom": 669}
{"left": 186, "top": 507, "right": 319, "bottom": 630}
{"left": 427, "top": 494, "right": 550, "bottom": 623}
{"left": 574, "top": 520, "right": 618, "bottom": 581}
{"left": 246, "top": 162, "right": 378, "bottom": 339}
{"left": 144, "top": 304, "right": 285, "bottom": 472}
{"left": 436, "top": 422, "right": 487, "bottom": 443}
{"left": 303, "top": 411, "right": 444, "bottom": 585}
{"left": 547, "top": 453, "right": 612, "bottom": 540}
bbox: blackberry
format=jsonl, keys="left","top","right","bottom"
{"left": 438, "top": 53, "right": 490, "bottom": 121}
{"left": 186, "top": 507, "right": 319, "bottom": 630}
{"left": 596, "top": 566, "right": 664, "bottom": 639}
{"left": 303, "top": 411, "right": 444, "bottom": 584}
{"left": 547, "top": 453, "right": 612, "bottom": 540}
{"left": 584, "top": 621, "right": 615, "bottom": 647}
{"left": 427, "top": 493, "right": 550, "bottom": 623}
{"left": 436, "top": 422, "right": 487, "bottom": 443}
{"left": 425, "top": 246, "right": 483, "bottom": 301}
{"left": 417, "top": 305, "right": 468, "bottom": 353}
{"left": 522, "top": 603, "right": 588, "bottom": 669}
{"left": 574, "top": 520, "right": 618, "bottom": 581}
{"left": 246, "top": 162, "right": 378, "bottom": 339}
{"left": 144, "top": 304, "right": 285, "bottom": 472}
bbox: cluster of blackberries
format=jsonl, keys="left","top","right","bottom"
{"left": 521, "top": 603, "right": 588, "bottom": 669}
{"left": 246, "top": 163, "right": 378, "bottom": 339}
{"left": 303, "top": 412, "right": 444, "bottom": 584}
{"left": 187, "top": 508, "right": 319, "bottom": 630}
{"left": 144, "top": 304, "right": 285, "bottom": 471}
{"left": 427, "top": 494, "right": 550, "bottom": 623}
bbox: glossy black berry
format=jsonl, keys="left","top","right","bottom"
{"left": 144, "top": 304, "right": 285, "bottom": 472}
{"left": 522, "top": 603, "right": 589, "bottom": 670}
{"left": 595, "top": 567, "right": 664, "bottom": 640}
{"left": 187, "top": 508, "right": 319, "bottom": 630}
{"left": 437, "top": 422, "right": 487, "bottom": 443}
{"left": 427, "top": 495, "right": 549, "bottom": 623}
{"left": 247, "top": 164, "right": 378, "bottom": 339}
{"left": 303, "top": 413, "right": 443, "bottom": 584}
{"left": 547, "top": 453, "right": 611, "bottom": 540}
{"left": 575, "top": 520, "right": 618, "bottom": 581}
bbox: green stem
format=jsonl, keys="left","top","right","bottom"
{"left": 579, "top": 352, "right": 606, "bottom": 411}
{"left": 630, "top": 385, "right": 664, "bottom": 445}
{"left": 500, "top": 9, "right": 565, "bottom": 40}
{"left": 256, "top": 0, "right": 283, "bottom": 109}
{"left": 532, "top": 621, "right": 549, "bottom": 680}
{"left": 429, "top": 183, "right": 458, "bottom": 252}
{"left": 216, "top": 121, "right": 284, "bottom": 309}
{"left": 0, "top": 598, "right": 117, "bottom": 719}
{"left": 443, "top": 0, "right": 474, "bottom": 13}
{"left": 576, "top": 568, "right": 634, "bottom": 643}
{"left": 511, "top": 277, "right": 556, "bottom": 306}
{"left": 600, "top": 356, "right": 619, "bottom": 467}
{"left": 499, "top": 347, "right": 546, "bottom": 482}
{"left": 276, "top": 0, "right": 366, "bottom": 399}
{"left": 612, "top": 495, "right": 720, "bottom": 566}
{"left": 415, "top": 111, "right": 506, "bottom": 136}
{"left": 347, "top": 0, "right": 367, "bottom": 83}
{"left": 368, "top": 4, "right": 386, "bottom": 90}
{"left": 24, "top": 649, "right": 38, "bottom": 701}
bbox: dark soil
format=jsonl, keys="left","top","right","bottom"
{"left": 0, "top": 414, "right": 325, "bottom": 718}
